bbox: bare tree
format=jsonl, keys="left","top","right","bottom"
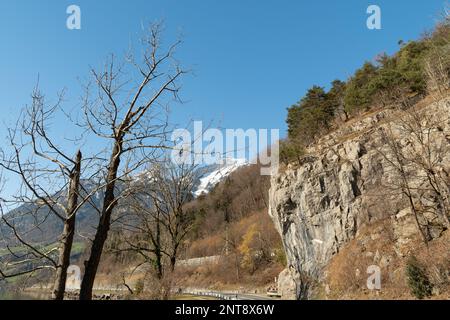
{"left": 425, "top": 7, "right": 450, "bottom": 98}
{"left": 51, "top": 150, "right": 82, "bottom": 300}
{"left": 377, "top": 124, "right": 430, "bottom": 244}
{"left": 0, "top": 87, "right": 99, "bottom": 299}
{"left": 376, "top": 100, "right": 450, "bottom": 244}
{"left": 424, "top": 47, "right": 450, "bottom": 97}
{"left": 397, "top": 106, "right": 450, "bottom": 228}
{"left": 78, "top": 22, "right": 188, "bottom": 300}
{"left": 116, "top": 160, "right": 198, "bottom": 282}
{"left": 153, "top": 161, "right": 198, "bottom": 272}
{"left": 114, "top": 185, "right": 167, "bottom": 281}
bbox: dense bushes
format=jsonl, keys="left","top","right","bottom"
{"left": 287, "top": 86, "right": 334, "bottom": 145}
{"left": 283, "top": 81, "right": 346, "bottom": 163}
{"left": 287, "top": 82, "right": 348, "bottom": 144}
{"left": 344, "top": 62, "right": 378, "bottom": 113}
{"left": 282, "top": 20, "right": 450, "bottom": 164}
{"left": 279, "top": 140, "right": 305, "bottom": 165}
{"left": 406, "top": 256, "right": 433, "bottom": 299}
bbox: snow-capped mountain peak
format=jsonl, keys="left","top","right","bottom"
{"left": 193, "top": 158, "right": 249, "bottom": 197}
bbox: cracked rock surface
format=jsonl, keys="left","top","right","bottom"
{"left": 269, "top": 99, "right": 450, "bottom": 299}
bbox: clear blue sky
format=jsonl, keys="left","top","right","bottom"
{"left": 0, "top": 0, "right": 447, "bottom": 197}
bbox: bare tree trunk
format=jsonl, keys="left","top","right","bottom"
{"left": 377, "top": 127, "right": 430, "bottom": 245}
{"left": 169, "top": 254, "right": 177, "bottom": 273}
{"left": 78, "top": 23, "right": 186, "bottom": 299}
{"left": 405, "top": 187, "right": 429, "bottom": 245}
{"left": 80, "top": 143, "right": 121, "bottom": 300}
{"left": 155, "top": 220, "right": 163, "bottom": 279}
{"left": 426, "top": 173, "right": 450, "bottom": 228}
{"left": 235, "top": 253, "right": 241, "bottom": 282}
{"left": 52, "top": 151, "right": 82, "bottom": 300}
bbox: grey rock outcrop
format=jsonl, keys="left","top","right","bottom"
{"left": 269, "top": 98, "right": 450, "bottom": 299}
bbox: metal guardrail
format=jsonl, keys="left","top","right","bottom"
{"left": 180, "top": 289, "right": 238, "bottom": 300}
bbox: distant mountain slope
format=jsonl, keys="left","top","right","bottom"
{"left": 0, "top": 159, "right": 248, "bottom": 246}
{"left": 193, "top": 158, "right": 248, "bottom": 197}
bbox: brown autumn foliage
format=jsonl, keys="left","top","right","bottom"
{"left": 173, "top": 214, "right": 284, "bottom": 290}
{"left": 170, "top": 163, "right": 285, "bottom": 290}
{"left": 326, "top": 220, "right": 450, "bottom": 300}
{"left": 186, "top": 164, "right": 271, "bottom": 241}
{"left": 90, "top": 163, "right": 284, "bottom": 292}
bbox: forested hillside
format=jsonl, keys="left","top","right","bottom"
{"left": 282, "top": 21, "right": 450, "bottom": 164}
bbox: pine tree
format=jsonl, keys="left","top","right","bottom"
{"left": 405, "top": 256, "right": 433, "bottom": 299}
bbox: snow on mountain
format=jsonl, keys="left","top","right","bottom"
{"left": 130, "top": 158, "right": 249, "bottom": 198}
{"left": 1, "top": 158, "right": 249, "bottom": 244}
{"left": 193, "top": 158, "right": 249, "bottom": 197}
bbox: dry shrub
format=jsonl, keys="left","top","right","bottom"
{"left": 327, "top": 238, "right": 376, "bottom": 295}
{"left": 327, "top": 219, "right": 399, "bottom": 298}
{"left": 186, "top": 164, "right": 270, "bottom": 240}
{"left": 413, "top": 231, "right": 450, "bottom": 297}
{"left": 326, "top": 218, "right": 449, "bottom": 299}
{"left": 139, "top": 272, "right": 174, "bottom": 300}
{"left": 173, "top": 211, "right": 284, "bottom": 290}
{"left": 187, "top": 234, "right": 223, "bottom": 258}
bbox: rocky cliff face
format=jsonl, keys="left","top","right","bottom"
{"left": 269, "top": 97, "right": 450, "bottom": 299}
